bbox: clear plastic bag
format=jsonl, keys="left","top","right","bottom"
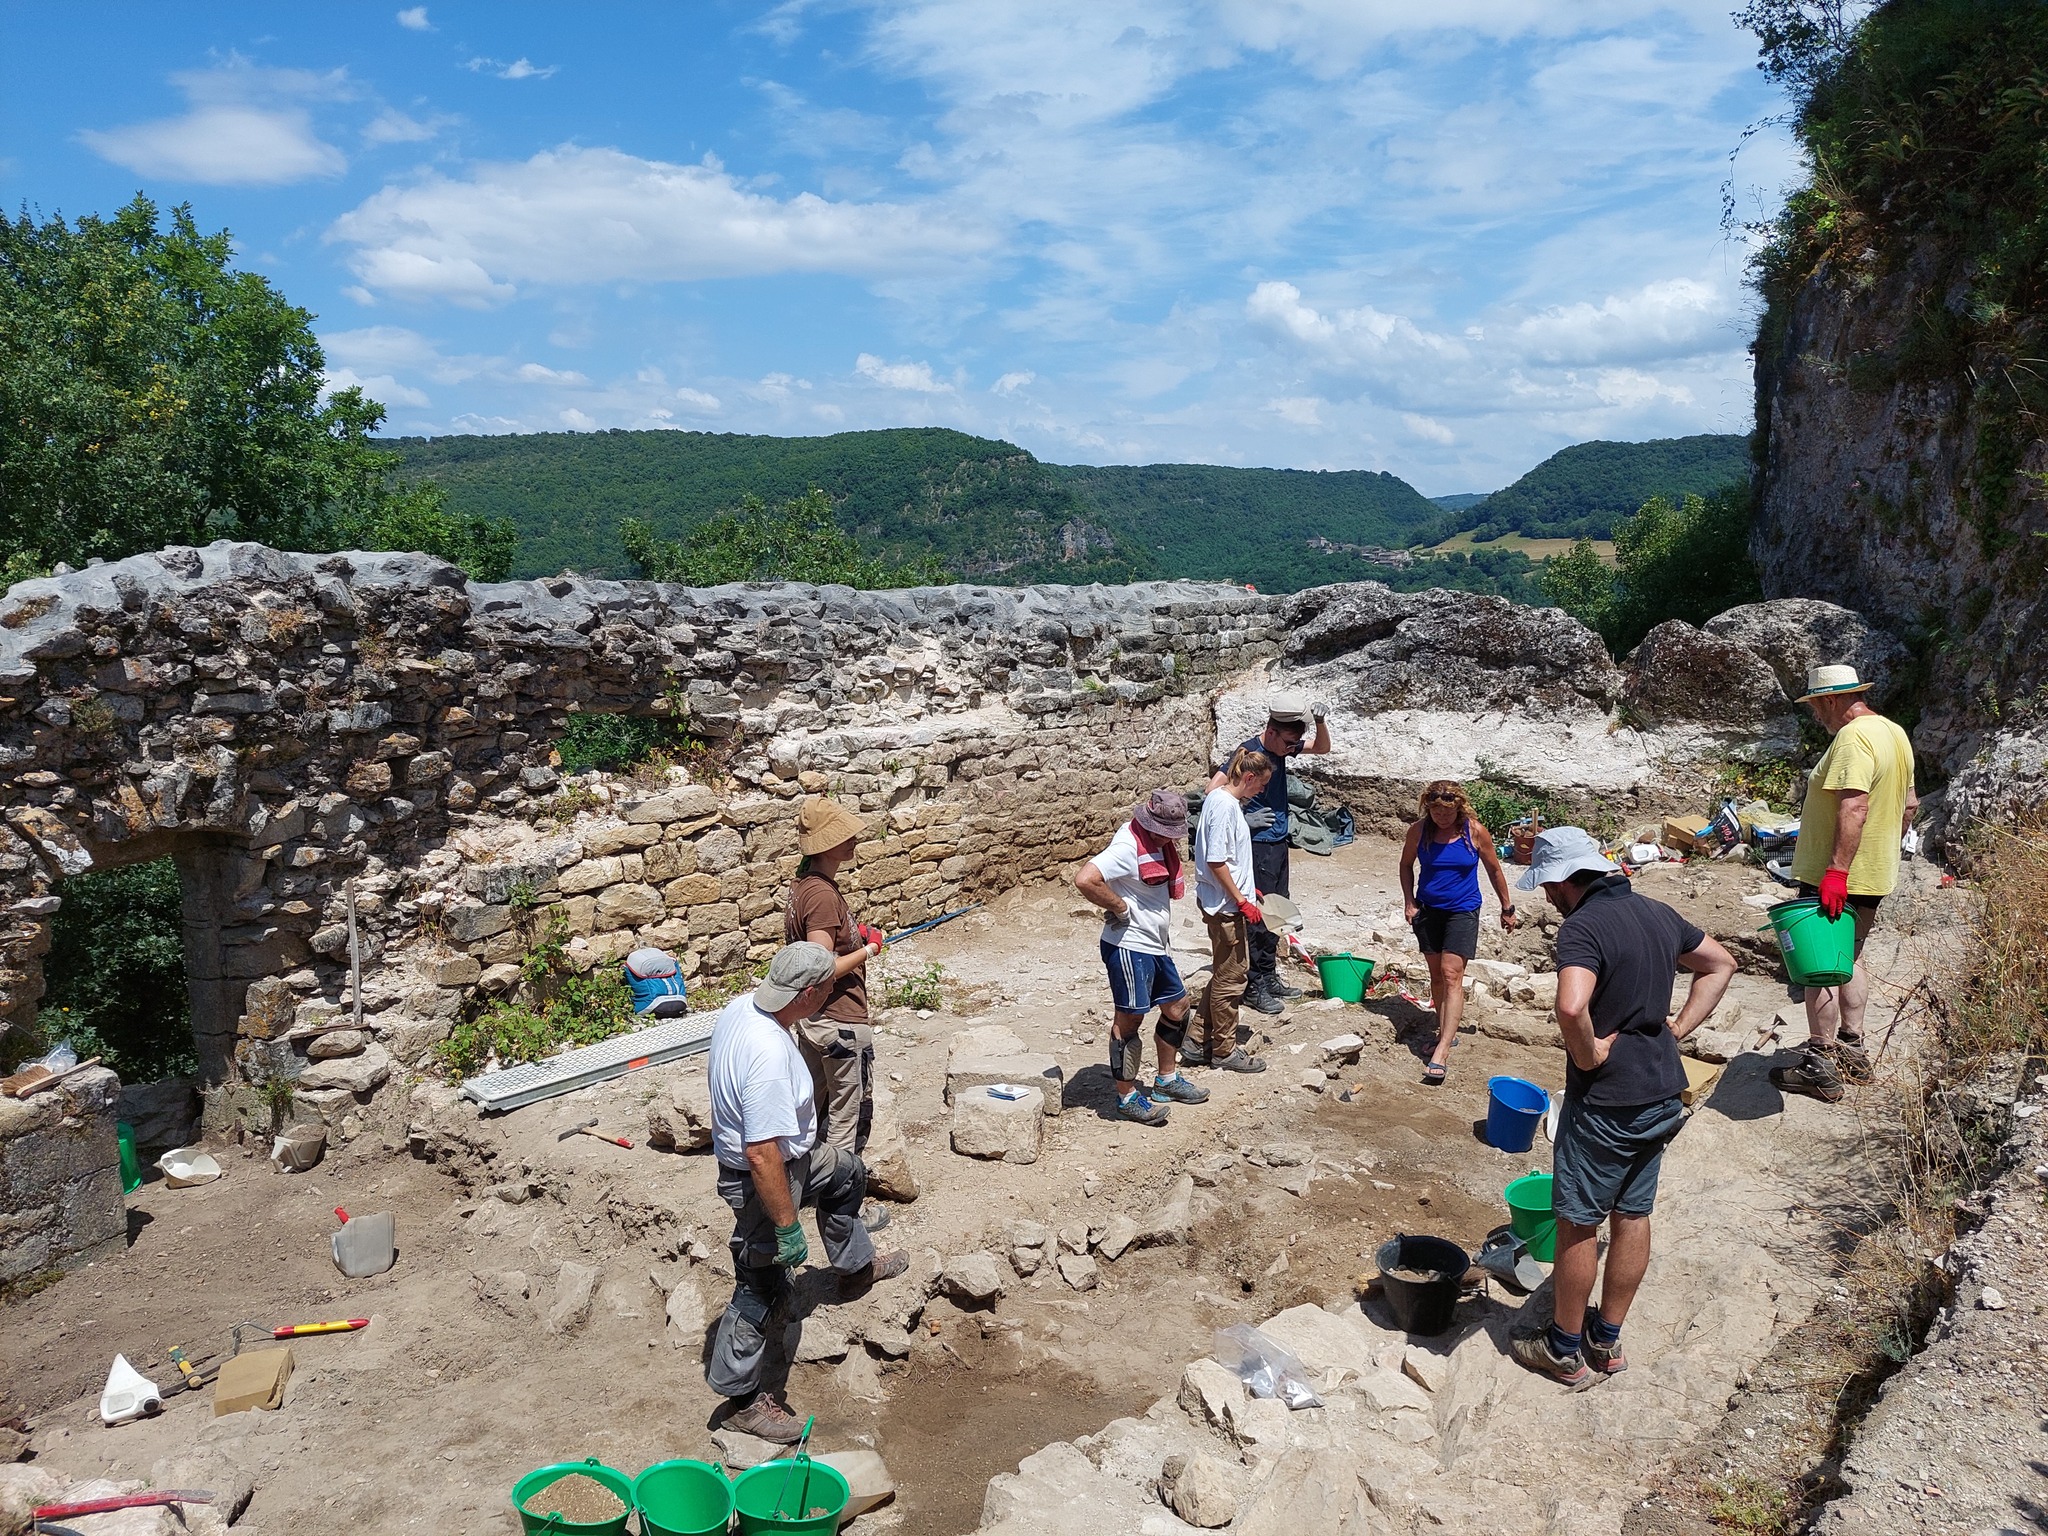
{"left": 1212, "top": 1323, "right": 1323, "bottom": 1410}
{"left": 32, "top": 1042, "right": 79, "bottom": 1072}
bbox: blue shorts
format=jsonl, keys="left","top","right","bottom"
{"left": 1101, "top": 942, "right": 1187, "bottom": 1015}
{"left": 1552, "top": 1095, "right": 1686, "bottom": 1226}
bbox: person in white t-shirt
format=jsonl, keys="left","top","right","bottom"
{"left": 1187, "top": 747, "right": 1274, "bottom": 1074}
{"left": 705, "top": 942, "right": 907, "bottom": 1443}
{"left": 1073, "top": 788, "right": 1206, "bottom": 1126}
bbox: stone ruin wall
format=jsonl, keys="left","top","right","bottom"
{"left": 0, "top": 544, "right": 1285, "bottom": 1142}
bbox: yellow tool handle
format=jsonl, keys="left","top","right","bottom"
{"left": 271, "top": 1318, "right": 370, "bottom": 1337}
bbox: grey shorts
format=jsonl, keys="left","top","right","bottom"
{"left": 1552, "top": 1095, "right": 1686, "bottom": 1226}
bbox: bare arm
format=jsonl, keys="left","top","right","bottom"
{"left": 1902, "top": 784, "right": 1920, "bottom": 836}
{"left": 1469, "top": 818, "right": 1519, "bottom": 928}
{"left": 1398, "top": 822, "right": 1422, "bottom": 916}
{"left": 806, "top": 926, "right": 877, "bottom": 980}
{"left": 1670, "top": 936, "right": 1737, "bottom": 1041}
{"left": 1207, "top": 765, "right": 1230, "bottom": 792}
{"left": 1302, "top": 715, "right": 1333, "bottom": 756}
{"left": 1074, "top": 862, "right": 1128, "bottom": 920}
{"left": 1555, "top": 965, "right": 1608, "bottom": 1073}
{"left": 1829, "top": 788, "right": 1870, "bottom": 873}
{"left": 743, "top": 1138, "right": 797, "bottom": 1227}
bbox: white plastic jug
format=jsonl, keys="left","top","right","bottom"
{"left": 99, "top": 1353, "right": 161, "bottom": 1425}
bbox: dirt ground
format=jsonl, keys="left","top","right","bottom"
{"left": 0, "top": 833, "right": 1967, "bottom": 1536}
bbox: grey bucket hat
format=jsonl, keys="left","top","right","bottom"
{"left": 1515, "top": 826, "right": 1620, "bottom": 891}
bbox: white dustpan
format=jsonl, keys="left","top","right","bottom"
{"left": 1260, "top": 894, "right": 1304, "bottom": 935}
{"left": 100, "top": 1353, "right": 162, "bottom": 1425}
{"left": 157, "top": 1146, "right": 222, "bottom": 1187}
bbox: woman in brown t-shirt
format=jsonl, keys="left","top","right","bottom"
{"left": 784, "top": 798, "right": 885, "bottom": 1221}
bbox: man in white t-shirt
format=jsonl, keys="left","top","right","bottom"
{"left": 705, "top": 942, "right": 908, "bottom": 1443}
{"left": 1074, "top": 789, "right": 1206, "bottom": 1126}
{"left": 1188, "top": 747, "right": 1274, "bottom": 1073}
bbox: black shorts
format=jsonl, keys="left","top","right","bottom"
{"left": 1412, "top": 906, "right": 1480, "bottom": 959}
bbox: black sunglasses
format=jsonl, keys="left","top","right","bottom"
{"left": 1425, "top": 792, "right": 1461, "bottom": 804}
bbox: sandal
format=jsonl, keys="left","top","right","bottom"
{"left": 1422, "top": 1061, "right": 1447, "bottom": 1085}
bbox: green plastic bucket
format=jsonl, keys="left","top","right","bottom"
{"left": 511, "top": 1458, "right": 634, "bottom": 1536}
{"left": 1315, "top": 952, "right": 1375, "bottom": 1004}
{"left": 635, "top": 1459, "right": 733, "bottom": 1536}
{"left": 1503, "top": 1171, "right": 1556, "bottom": 1263}
{"left": 1766, "top": 899, "right": 1855, "bottom": 987}
{"left": 730, "top": 1456, "right": 850, "bottom": 1536}
{"left": 117, "top": 1122, "right": 143, "bottom": 1195}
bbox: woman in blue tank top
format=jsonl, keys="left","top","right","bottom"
{"left": 1398, "top": 780, "right": 1519, "bottom": 1084}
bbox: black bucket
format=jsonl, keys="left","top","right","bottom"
{"left": 1374, "top": 1234, "right": 1470, "bottom": 1336}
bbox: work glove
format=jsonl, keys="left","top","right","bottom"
{"left": 774, "top": 1222, "right": 809, "bottom": 1269}
{"left": 857, "top": 922, "right": 886, "bottom": 950}
{"left": 1244, "top": 805, "right": 1277, "bottom": 832}
{"left": 1818, "top": 869, "right": 1850, "bottom": 922}
{"left": 1311, "top": 700, "right": 1329, "bottom": 721}
{"left": 1237, "top": 898, "right": 1264, "bottom": 926}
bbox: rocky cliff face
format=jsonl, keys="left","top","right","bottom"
{"left": 1754, "top": 237, "right": 2048, "bottom": 795}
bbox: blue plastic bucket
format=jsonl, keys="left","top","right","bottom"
{"left": 1485, "top": 1076, "right": 1549, "bottom": 1154}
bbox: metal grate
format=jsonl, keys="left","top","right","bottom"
{"left": 460, "top": 1014, "right": 715, "bottom": 1112}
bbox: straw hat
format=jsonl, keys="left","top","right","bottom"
{"left": 796, "top": 795, "right": 866, "bottom": 855}
{"left": 1796, "top": 664, "right": 1873, "bottom": 702}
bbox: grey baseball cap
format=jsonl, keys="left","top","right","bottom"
{"left": 755, "top": 941, "right": 837, "bottom": 1011}
{"left": 1516, "top": 826, "right": 1620, "bottom": 891}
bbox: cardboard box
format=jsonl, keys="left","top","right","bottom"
{"left": 214, "top": 1346, "right": 293, "bottom": 1416}
{"left": 1662, "top": 815, "right": 1712, "bottom": 854}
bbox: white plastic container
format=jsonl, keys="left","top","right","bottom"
{"left": 99, "top": 1353, "right": 161, "bottom": 1425}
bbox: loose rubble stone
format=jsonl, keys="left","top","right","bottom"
{"left": 305, "top": 1029, "right": 368, "bottom": 1060}
{"left": 1056, "top": 1253, "right": 1099, "bottom": 1292}
{"left": 1159, "top": 1452, "right": 1241, "bottom": 1528}
{"left": 1095, "top": 1214, "right": 1140, "bottom": 1261}
{"left": 950, "top": 1084, "right": 1045, "bottom": 1164}
{"left": 645, "top": 1074, "right": 714, "bottom": 1153}
{"left": 545, "top": 1261, "right": 599, "bottom": 1335}
{"left": 295, "top": 1043, "right": 392, "bottom": 1094}
{"left": 939, "top": 1252, "right": 1006, "bottom": 1305}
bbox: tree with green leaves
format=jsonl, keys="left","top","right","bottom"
{"left": 0, "top": 195, "right": 515, "bottom": 582}
{"left": 1538, "top": 538, "right": 1617, "bottom": 630}
{"left": 1539, "top": 484, "right": 1760, "bottom": 656}
{"left": 621, "top": 488, "right": 949, "bottom": 588}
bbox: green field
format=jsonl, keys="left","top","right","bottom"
{"left": 1432, "top": 532, "right": 1616, "bottom": 563}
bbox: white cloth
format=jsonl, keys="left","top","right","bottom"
{"left": 707, "top": 993, "right": 818, "bottom": 1171}
{"left": 1194, "top": 787, "right": 1255, "bottom": 916}
{"left": 1088, "top": 822, "right": 1174, "bottom": 956}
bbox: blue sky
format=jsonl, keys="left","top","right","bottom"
{"left": 0, "top": 2, "right": 1799, "bottom": 495}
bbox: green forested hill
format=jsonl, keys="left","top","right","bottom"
{"left": 393, "top": 428, "right": 1446, "bottom": 588}
{"left": 1444, "top": 434, "right": 1751, "bottom": 541}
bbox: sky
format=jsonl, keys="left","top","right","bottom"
{"left": 0, "top": 2, "right": 1802, "bottom": 496}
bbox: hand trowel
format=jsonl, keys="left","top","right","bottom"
{"left": 331, "top": 1207, "right": 396, "bottom": 1278}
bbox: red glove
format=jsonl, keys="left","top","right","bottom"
{"left": 857, "top": 922, "right": 886, "bottom": 949}
{"left": 1238, "top": 898, "right": 1263, "bottom": 926}
{"left": 1818, "top": 869, "right": 1849, "bottom": 921}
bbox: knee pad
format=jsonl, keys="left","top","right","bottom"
{"left": 1111, "top": 1027, "right": 1144, "bottom": 1082}
{"left": 1154, "top": 1012, "right": 1187, "bottom": 1050}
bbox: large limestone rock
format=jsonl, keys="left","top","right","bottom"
{"left": 295, "top": 1042, "right": 392, "bottom": 1094}
{"left": 1621, "top": 620, "right": 1795, "bottom": 738}
{"left": 1703, "top": 597, "right": 1908, "bottom": 707}
{"left": 945, "top": 1053, "right": 1064, "bottom": 1115}
{"left": 950, "top": 1084, "right": 1045, "bottom": 1164}
{"left": 1159, "top": 1452, "right": 1242, "bottom": 1528}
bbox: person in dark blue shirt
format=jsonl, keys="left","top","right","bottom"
{"left": 1209, "top": 692, "right": 1332, "bottom": 1012}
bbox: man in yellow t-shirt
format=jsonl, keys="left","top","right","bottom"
{"left": 1772, "top": 665, "right": 1918, "bottom": 1103}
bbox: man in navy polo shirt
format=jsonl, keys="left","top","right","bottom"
{"left": 1510, "top": 828, "right": 1736, "bottom": 1390}
{"left": 1210, "top": 692, "right": 1331, "bottom": 1013}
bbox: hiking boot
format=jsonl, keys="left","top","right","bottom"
{"left": 859, "top": 1200, "right": 891, "bottom": 1233}
{"left": 1509, "top": 1331, "right": 1596, "bottom": 1391}
{"left": 837, "top": 1249, "right": 909, "bottom": 1299}
{"left": 1116, "top": 1091, "right": 1171, "bottom": 1126}
{"left": 1770, "top": 1044, "right": 1845, "bottom": 1104}
{"left": 1834, "top": 1037, "right": 1875, "bottom": 1085}
{"left": 725, "top": 1393, "right": 804, "bottom": 1443}
{"left": 1270, "top": 977, "right": 1305, "bottom": 999}
{"left": 1581, "top": 1309, "right": 1628, "bottom": 1376}
{"left": 1212, "top": 1047, "right": 1266, "bottom": 1073}
{"left": 1152, "top": 1073, "right": 1210, "bottom": 1104}
{"left": 1242, "top": 979, "right": 1285, "bottom": 1016}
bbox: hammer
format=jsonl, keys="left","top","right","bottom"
{"left": 557, "top": 1117, "right": 633, "bottom": 1149}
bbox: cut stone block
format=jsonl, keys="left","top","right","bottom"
{"left": 945, "top": 1053, "right": 1064, "bottom": 1115}
{"left": 950, "top": 1085, "right": 1044, "bottom": 1164}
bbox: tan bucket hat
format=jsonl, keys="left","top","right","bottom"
{"left": 796, "top": 795, "right": 866, "bottom": 855}
{"left": 1796, "top": 664, "right": 1873, "bottom": 702}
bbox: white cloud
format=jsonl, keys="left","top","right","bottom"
{"left": 560, "top": 408, "right": 599, "bottom": 430}
{"left": 396, "top": 6, "right": 432, "bottom": 29}
{"left": 465, "top": 56, "right": 558, "bottom": 80}
{"left": 1402, "top": 411, "right": 1454, "bottom": 444}
{"left": 855, "top": 353, "right": 951, "bottom": 392}
{"left": 675, "top": 388, "right": 723, "bottom": 412}
{"left": 991, "top": 371, "right": 1035, "bottom": 395}
{"left": 1507, "top": 278, "right": 1728, "bottom": 366}
{"left": 322, "top": 367, "right": 430, "bottom": 408}
{"left": 1268, "top": 396, "right": 1324, "bottom": 426}
{"left": 516, "top": 362, "right": 589, "bottom": 385}
{"left": 362, "top": 107, "right": 444, "bottom": 145}
{"left": 329, "top": 146, "right": 992, "bottom": 302}
{"left": 81, "top": 104, "right": 345, "bottom": 186}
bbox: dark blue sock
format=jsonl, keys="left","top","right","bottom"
{"left": 1547, "top": 1322, "right": 1582, "bottom": 1359}
{"left": 1588, "top": 1311, "right": 1623, "bottom": 1346}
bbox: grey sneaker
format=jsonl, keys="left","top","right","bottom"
{"left": 1242, "top": 981, "right": 1285, "bottom": 1016}
{"left": 1212, "top": 1047, "right": 1266, "bottom": 1073}
{"left": 1834, "top": 1037, "right": 1874, "bottom": 1085}
{"left": 1152, "top": 1073, "right": 1210, "bottom": 1104}
{"left": 1770, "top": 1044, "right": 1845, "bottom": 1104}
{"left": 1581, "top": 1309, "right": 1628, "bottom": 1376}
{"left": 1509, "top": 1331, "right": 1596, "bottom": 1391}
{"left": 1116, "top": 1091, "right": 1170, "bottom": 1126}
